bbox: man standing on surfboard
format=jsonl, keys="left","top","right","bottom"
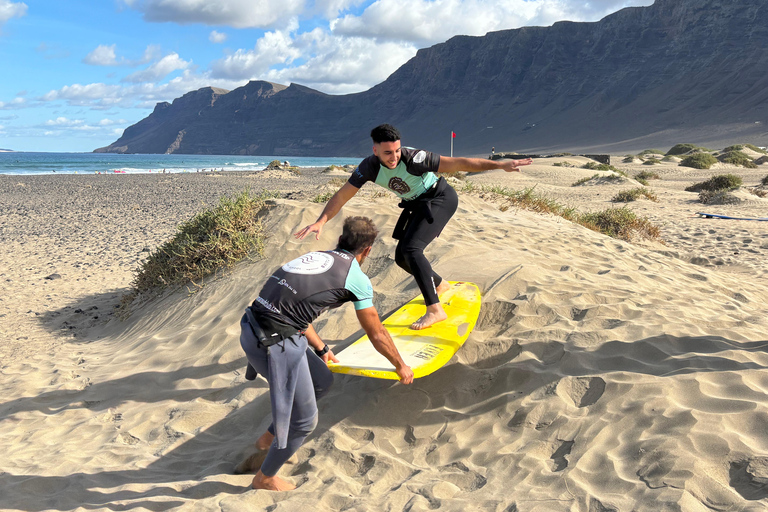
{"left": 295, "top": 124, "right": 532, "bottom": 330}
{"left": 240, "top": 216, "right": 413, "bottom": 491}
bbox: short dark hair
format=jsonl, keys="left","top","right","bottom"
{"left": 338, "top": 216, "right": 378, "bottom": 255}
{"left": 370, "top": 124, "right": 401, "bottom": 144}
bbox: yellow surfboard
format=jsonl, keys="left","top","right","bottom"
{"left": 328, "top": 281, "right": 481, "bottom": 380}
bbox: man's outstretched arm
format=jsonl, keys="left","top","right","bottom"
{"left": 355, "top": 307, "right": 414, "bottom": 384}
{"left": 438, "top": 156, "right": 533, "bottom": 174}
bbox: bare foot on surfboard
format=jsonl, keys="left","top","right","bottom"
{"left": 252, "top": 470, "right": 296, "bottom": 491}
{"left": 411, "top": 304, "right": 448, "bottom": 330}
{"left": 436, "top": 281, "right": 451, "bottom": 296}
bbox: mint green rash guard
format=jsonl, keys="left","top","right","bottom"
{"left": 348, "top": 147, "right": 440, "bottom": 201}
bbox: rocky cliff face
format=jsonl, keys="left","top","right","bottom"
{"left": 95, "top": 0, "right": 768, "bottom": 156}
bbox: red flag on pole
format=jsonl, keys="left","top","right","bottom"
{"left": 451, "top": 131, "right": 456, "bottom": 138}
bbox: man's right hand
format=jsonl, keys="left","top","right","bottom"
{"left": 294, "top": 220, "right": 324, "bottom": 240}
{"left": 396, "top": 365, "right": 414, "bottom": 384}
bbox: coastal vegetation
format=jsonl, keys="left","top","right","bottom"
{"left": 685, "top": 174, "right": 743, "bottom": 193}
{"left": 581, "top": 162, "right": 624, "bottom": 174}
{"left": 717, "top": 150, "right": 757, "bottom": 168}
{"left": 122, "top": 189, "right": 276, "bottom": 305}
{"left": 612, "top": 188, "right": 659, "bottom": 203}
{"left": 666, "top": 143, "right": 711, "bottom": 156}
{"left": 459, "top": 183, "right": 661, "bottom": 242}
{"left": 680, "top": 153, "right": 717, "bottom": 169}
{"left": 634, "top": 170, "right": 660, "bottom": 185}
{"left": 572, "top": 173, "right": 625, "bottom": 186}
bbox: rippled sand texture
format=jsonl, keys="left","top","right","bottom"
{"left": 1, "top": 160, "right": 768, "bottom": 511}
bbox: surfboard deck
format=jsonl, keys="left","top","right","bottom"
{"left": 696, "top": 212, "right": 768, "bottom": 221}
{"left": 328, "top": 281, "right": 481, "bottom": 380}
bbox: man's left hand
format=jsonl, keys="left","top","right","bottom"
{"left": 501, "top": 158, "right": 533, "bottom": 172}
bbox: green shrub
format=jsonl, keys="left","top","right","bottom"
{"left": 612, "top": 188, "right": 659, "bottom": 203}
{"left": 553, "top": 161, "right": 575, "bottom": 167}
{"left": 667, "top": 143, "right": 710, "bottom": 156}
{"left": 572, "top": 174, "right": 600, "bottom": 186}
{"left": 745, "top": 144, "right": 767, "bottom": 154}
{"left": 578, "top": 207, "right": 661, "bottom": 241}
{"left": 640, "top": 149, "right": 665, "bottom": 156}
{"left": 685, "top": 174, "right": 743, "bottom": 192}
{"left": 761, "top": 175, "right": 768, "bottom": 187}
{"left": 643, "top": 158, "right": 661, "bottom": 165}
{"left": 680, "top": 153, "right": 717, "bottom": 169}
{"left": 718, "top": 150, "right": 757, "bottom": 168}
{"left": 622, "top": 155, "right": 636, "bottom": 163}
{"left": 311, "top": 191, "right": 336, "bottom": 203}
{"left": 635, "top": 170, "right": 660, "bottom": 181}
{"left": 128, "top": 189, "right": 275, "bottom": 295}
{"left": 582, "top": 162, "right": 620, "bottom": 172}
{"left": 723, "top": 145, "right": 744, "bottom": 153}
{"left": 661, "top": 155, "right": 677, "bottom": 162}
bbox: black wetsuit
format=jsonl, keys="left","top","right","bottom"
{"left": 349, "top": 147, "right": 459, "bottom": 305}
{"left": 240, "top": 249, "right": 373, "bottom": 476}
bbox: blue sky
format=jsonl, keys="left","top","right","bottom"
{"left": 0, "top": 0, "right": 651, "bottom": 152}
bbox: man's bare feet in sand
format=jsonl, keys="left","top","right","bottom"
{"left": 411, "top": 303, "right": 448, "bottom": 330}
{"left": 252, "top": 470, "right": 296, "bottom": 491}
{"left": 255, "top": 431, "right": 274, "bottom": 450}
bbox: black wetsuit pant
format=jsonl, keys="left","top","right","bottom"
{"left": 394, "top": 181, "right": 459, "bottom": 306}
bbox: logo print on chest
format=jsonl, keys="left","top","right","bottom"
{"left": 388, "top": 177, "right": 411, "bottom": 194}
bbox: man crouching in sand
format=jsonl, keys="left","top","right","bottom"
{"left": 239, "top": 216, "right": 413, "bottom": 491}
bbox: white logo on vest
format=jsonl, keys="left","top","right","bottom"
{"left": 283, "top": 252, "right": 335, "bottom": 275}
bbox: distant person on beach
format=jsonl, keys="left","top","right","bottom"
{"left": 240, "top": 216, "right": 413, "bottom": 491}
{"left": 295, "top": 124, "right": 532, "bottom": 330}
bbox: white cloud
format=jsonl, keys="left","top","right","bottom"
{"left": 122, "top": 0, "right": 305, "bottom": 29}
{"left": 331, "top": 0, "right": 652, "bottom": 44}
{"left": 211, "top": 27, "right": 302, "bottom": 79}
{"left": 0, "top": 0, "right": 27, "bottom": 25}
{"left": 84, "top": 44, "right": 119, "bottom": 66}
{"left": 123, "top": 53, "right": 191, "bottom": 83}
{"left": 45, "top": 117, "right": 84, "bottom": 127}
{"left": 0, "top": 97, "right": 25, "bottom": 109}
{"left": 209, "top": 30, "right": 227, "bottom": 43}
{"left": 267, "top": 31, "right": 416, "bottom": 93}
{"left": 99, "top": 118, "right": 129, "bottom": 126}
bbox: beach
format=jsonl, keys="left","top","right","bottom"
{"left": 1, "top": 158, "right": 768, "bottom": 511}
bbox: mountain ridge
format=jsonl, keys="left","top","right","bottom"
{"left": 95, "top": 0, "right": 768, "bottom": 156}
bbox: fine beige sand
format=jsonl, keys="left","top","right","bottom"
{"left": 1, "top": 157, "right": 768, "bottom": 511}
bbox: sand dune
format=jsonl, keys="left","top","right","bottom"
{"left": 1, "top": 160, "right": 768, "bottom": 511}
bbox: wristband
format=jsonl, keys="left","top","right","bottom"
{"left": 315, "top": 344, "right": 330, "bottom": 357}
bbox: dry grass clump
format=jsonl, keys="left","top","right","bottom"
{"left": 612, "top": 188, "right": 659, "bottom": 203}
{"left": 553, "top": 161, "right": 576, "bottom": 168}
{"left": 680, "top": 153, "right": 717, "bottom": 169}
{"left": 762, "top": 175, "right": 768, "bottom": 186}
{"left": 124, "top": 189, "right": 276, "bottom": 302}
{"left": 578, "top": 207, "right": 661, "bottom": 241}
{"left": 718, "top": 150, "right": 757, "bottom": 168}
{"left": 698, "top": 190, "right": 740, "bottom": 205}
{"left": 643, "top": 158, "right": 661, "bottom": 165}
{"left": 572, "top": 173, "right": 625, "bottom": 186}
{"left": 581, "top": 162, "right": 624, "bottom": 174}
{"left": 667, "top": 143, "right": 711, "bottom": 156}
{"left": 461, "top": 184, "right": 661, "bottom": 243}
{"left": 634, "top": 170, "right": 660, "bottom": 186}
{"left": 685, "top": 174, "right": 743, "bottom": 192}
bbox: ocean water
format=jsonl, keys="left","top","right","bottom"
{"left": 0, "top": 152, "right": 362, "bottom": 175}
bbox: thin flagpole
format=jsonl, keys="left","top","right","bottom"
{"left": 450, "top": 132, "right": 453, "bottom": 157}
